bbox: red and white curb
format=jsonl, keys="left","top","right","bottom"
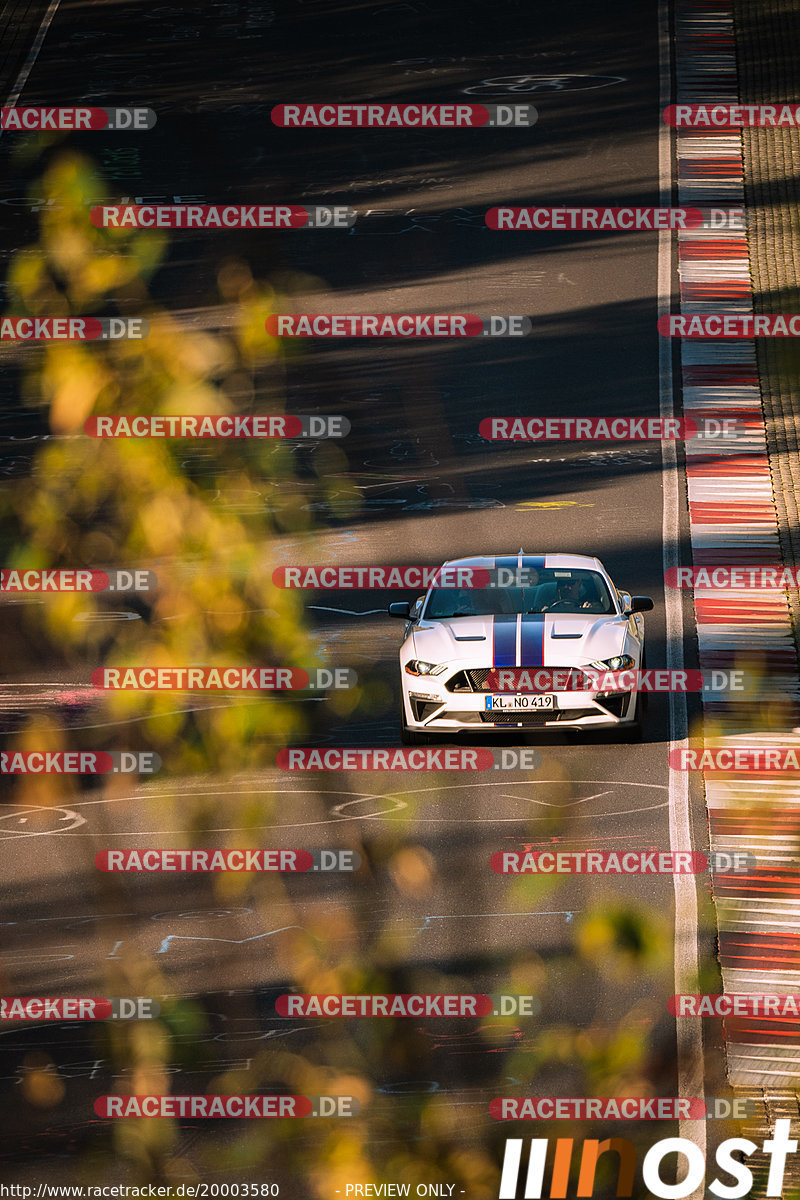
{"left": 674, "top": 0, "right": 800, "bottom": 1086}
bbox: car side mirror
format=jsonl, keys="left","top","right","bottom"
{"left": 626, "top": 596, "right": 654, "bottom": 614}
{"left": 388, "top": 602, "right": 411, "bottom": 619}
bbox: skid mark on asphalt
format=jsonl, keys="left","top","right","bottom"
{"left": 156, "top": 925, "right": 302, "bottom": 955}
{"left": 414, "top": 910, "right": 578, "bottom": 935}
{"left": 492, "top": 790, "right": 613, "bottom": 808}
{"left": 308, "top": 606, "right": 388, "bottom": 615}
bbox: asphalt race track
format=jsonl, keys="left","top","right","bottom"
{"left": 0, "top": 0, "right": 735, "bottom": 1193}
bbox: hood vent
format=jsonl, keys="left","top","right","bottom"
{"left": 551, "top": 618, "right": 598, "bottom": 639}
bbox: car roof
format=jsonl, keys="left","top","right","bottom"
{"left": 439, "top": 553, "right": 605, "bottom": 571}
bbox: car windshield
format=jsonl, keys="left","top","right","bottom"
{"left": 423, "top": 569, "right": 616, "bottom": 618}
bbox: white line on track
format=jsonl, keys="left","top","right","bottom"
{"left": 659, "top": 0, "right": 706, "bottom": 1175}
{"left": 0, "top": 781, "right": 670, "bottom": 839}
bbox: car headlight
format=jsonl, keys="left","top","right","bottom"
{"left": 405, "top": 660, "right": 447, "bottom": 677}
{"left": 590, "top": 654, "right": 636, "bottom": 671}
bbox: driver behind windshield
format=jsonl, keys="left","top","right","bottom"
{"left": 541, "top": 576, "right": 602, "bottom": 613}
{"left": 424, "top": 569, "right": 610, "bottom": 619}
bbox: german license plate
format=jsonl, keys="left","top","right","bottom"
{"left": 485, "top": 693, "right": 555, "bottom": 711}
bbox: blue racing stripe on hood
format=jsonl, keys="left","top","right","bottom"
{"left": 492, "top": 615, "right": 517, "bottom": 667}
{"left": 520, "top": 614, "right": 545, "bottom": 667}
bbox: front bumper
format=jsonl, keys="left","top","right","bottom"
{"left": 403, "top": 668, "right": 639, "bottom": 730}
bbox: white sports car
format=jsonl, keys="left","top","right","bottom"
{"left": 389, "top": 553, "right": 653, "bottom": 742}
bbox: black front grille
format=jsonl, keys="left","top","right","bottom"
{"left": 466, "top": 669, "right": 492, "bottom": 691}
{"left": 448, "top": 668, "right": 595, "bottom": 694}
{"left": 479, "top": 708, "right": 598, "bottom": 726}
{"left": 480, "top": 710, "right": 553, "bottom": 726}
